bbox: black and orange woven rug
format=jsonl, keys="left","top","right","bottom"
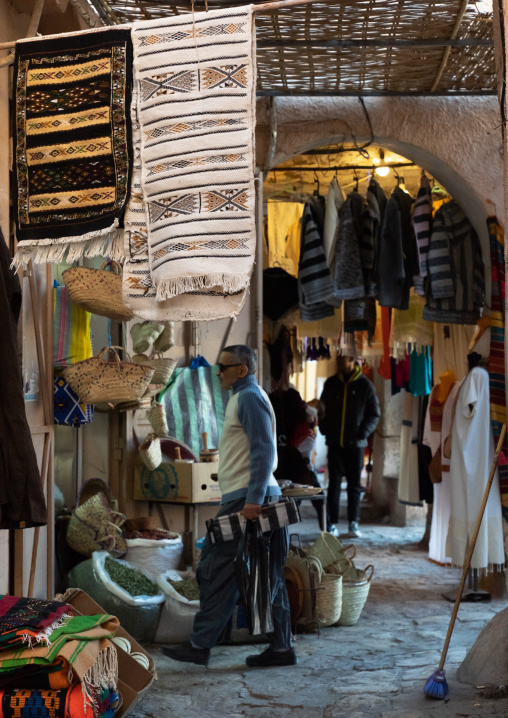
{"left": 13, "top": 28, "right": 132, "bottom": 267}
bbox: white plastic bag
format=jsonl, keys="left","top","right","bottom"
{"left": 92, "top": 551, "right": 164, "bottom": 607}
{"left": 124, "top": 534, "right": 183, "bottom": 579}
{"left": 154, "top": 570, "right": 199, "bottom": 644}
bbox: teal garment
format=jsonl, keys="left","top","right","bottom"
{"left": 409, "top": 345, "right": 432, "bottom": 397}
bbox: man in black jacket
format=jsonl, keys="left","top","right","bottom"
{"left": 319, "top": 354, "right": 380, "bottom": 538}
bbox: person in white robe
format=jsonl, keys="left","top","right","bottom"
{"left": 446, "top": 365, "right": 504, "bottom": 570}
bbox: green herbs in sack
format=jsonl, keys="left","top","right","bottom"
{"left": 105, "top": 557, "right": 159, "bottom": 597}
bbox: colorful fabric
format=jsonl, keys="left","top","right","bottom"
{"left": 488, "top": 217, "right": 508, "bottom": 520}
{"left": 54, "top": 375, "right": 94, "bottom": 427}
{"left": 160, "top": 364, "right": 230, "bottom": 458}
{"left": 0, "top": 685, "right": 119, "bottom": 718}
{"left": 392, "top": 290, "right": 433, "bottom": 358}
{"left": 409, "top": 345, "right": 432, "bottom": 397}
{"left": 0, "top": 659, "right": 71, "bottom": 691}
{"left": 12, "top": 28, "right": 132, "bottom": 267}
{"left": 53, "top": 283, "right": 92, "bottom": 367}
{"left": 131, "top": 7, "right": 256, "bottom": 302}
{"left": 267, "top": 200, "right": 304, "bottom": 277}
{"left": 0, "top": 596, "right": 72, "bottom": 648}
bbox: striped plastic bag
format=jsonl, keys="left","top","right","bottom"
{"left": 160, "top": 364, "right": 230, "bottom": 458}
{"left": 53, "top": 281, "right": 93, "bottom": 366}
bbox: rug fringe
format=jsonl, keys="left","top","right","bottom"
{"left": 11, "top": 222, "right": 123, "bottom": 270}
{"left": 81, "top": 642, "right": 118, "bottom": 714}
{"left": 155, "top": 273, "right": 248, "bottom": 301}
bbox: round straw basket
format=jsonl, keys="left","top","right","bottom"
{"left": 146, "top": 401, "right": 169, "bottom": 438}
{"left": 132, "top": 354, "right": 176, "bottom": 386}
{"left": 139, "top": 433, "right": 162, "bottom": 470}
{"left": 63, "top": 346, "right": 155, "bottom": 405}
{"left": 337, "top": 565, "right": 374, "bottom": 626}
{"left": 63, "top": 261, "right": 134, "bottom": 322}
{"left": 308, "top": 531, "right": 355, "bottom": 571}
{"left": 315, "top": 573, "right": 343, "bottom": 627}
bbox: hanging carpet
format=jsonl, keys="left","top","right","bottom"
{"left": 122, "top": 71, "right": 246, "bottom": 320}
{"left": 12, "top": 28, "right": 133, "bottom": 267}
{"left": 131, "top": 6, "right": 256, "bottom": 302}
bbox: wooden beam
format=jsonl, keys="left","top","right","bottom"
{"left": 430, "top": 0, "right": 470, "bottom": 92}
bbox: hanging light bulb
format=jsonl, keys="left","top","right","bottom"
{"left": 375, "top": 149, "right": 389, "bottom": 177}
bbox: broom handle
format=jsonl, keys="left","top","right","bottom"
{"left": 438, "top": 423, "right": 506, "bottom": 671}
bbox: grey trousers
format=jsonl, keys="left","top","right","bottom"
{"left": 191, "top": 497, "right": 292, "bottom": 651}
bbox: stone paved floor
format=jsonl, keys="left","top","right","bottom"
{"left": 132, "top": 510, "right": 508, "bottom": 718}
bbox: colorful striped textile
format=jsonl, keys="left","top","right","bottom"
{"left": 412, "top": 175, "right": 432, "bottom": 296}
{"left": 0, "top": 596, "right": 72, "bottom": 649}
{"left": 488, "top": 217, "right": 508, "bottom": 520}
{"left": 53, "top": 283, "right": 92, "bottom": 366}
{"left": 12, "top": 28, "right": 132, "bottom": 267}
{"left": 160, "top": 365, "right": 230, "bottom": 457}
{"left": 0, "top": 685, "right": 119, "bottom": 718}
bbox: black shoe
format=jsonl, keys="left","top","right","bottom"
{"left": 162, "top": 641, "right": 210, "bottom": 666}
{"left": 246, "top": 647, "right": 297, "bottom": 668}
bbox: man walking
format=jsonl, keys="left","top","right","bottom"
{"left": 163, "top": 345, "right": 295, "bottom": 668}
{"left": 319, "top": 353, "right": 380, "bottom": 538}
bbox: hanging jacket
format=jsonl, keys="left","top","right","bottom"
{"left": 423, "top": 200, "right": 484, "bottom": 325}
{"left": 412, "top": 175, "right": 432, "bottom": 296}
{"left": 378, "top": 186, "right": 419, "bottom": 310}
{"left": 364, "top": 178, "right": 386, "bottom": 296}
{"left": 318, "top": 365, "right": 380, "bottom": 449}
{"left": 298, "top": 198, "right": 334, "bottom": 321}
{"left": 330, "top": 191, "right": 367, "bottom": 303}
{"left": 323, "top": 177, "right": 346, "bottom": 276}
{"left": 0, "top": 231, "right": 46, "bottom": 529}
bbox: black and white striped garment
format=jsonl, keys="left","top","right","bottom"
{"left": 298, "top": 201, "right": 335, "bottom": 321}
{"left": 412, "top": 175, "right": 432, "bottom": 297}
{"left": 423, "top": 200, "right": 484, "bottom": 325}
{"left": 206, "top": 499, "right": 301, "bottom": 544}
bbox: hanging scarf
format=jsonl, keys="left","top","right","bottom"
{"left": 12, "top": 28, "right": 132, "bottom": 267}
{"left": 488, "top": 216, "right": 508, "bottom": 520}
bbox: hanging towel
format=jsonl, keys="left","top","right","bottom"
{"left": 131, "top": 7, "right": 256, "bottom": 301}
{"left": 12, "top": 28, "right": 133, "bottom": 267}
{"left": 412, "top": 175, "right": 432, "bottom": 296}
{"left": 408, "top": 344, "right": 432, "bottom": 397}
{"left": 122, "top": 63, "right": 246, "bottom": 321}
{"left": 488, "top": 216, "right": 508, "bottom": 521}
{"left": 298, "top": 200, "right": 334, "bottom": 321}
{"left": 267, "top": 200, "right": 304, "bottom": 277}
{"left": 53, "top": 283, "right": 92, "bottom": 366}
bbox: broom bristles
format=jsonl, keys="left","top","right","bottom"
{"left": 424, "top": 669, "right": 449, "bottom": 699}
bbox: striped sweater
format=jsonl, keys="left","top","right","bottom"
{"left": 423, "top": 200, "right": 484, "bottom": 324}
{"left": 298, "top": 199, "right": 335, "bottom": 321}
{"left": 412, "top": 175, "right": 432, "bottom": 296}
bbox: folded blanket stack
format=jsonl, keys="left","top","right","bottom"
{"left": 0, "top": 596, "right": 119, "bottom": 718}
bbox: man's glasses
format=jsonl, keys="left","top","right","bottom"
{"left": 217, "top": 363, "right": 244, "bottom": 373}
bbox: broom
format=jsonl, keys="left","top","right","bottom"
{"left": 424, "top": 423, "right": 506, "bottom": 699}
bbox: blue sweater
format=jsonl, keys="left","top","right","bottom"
{"left": 218, "top": 375, "right": 281, "bottom": 505}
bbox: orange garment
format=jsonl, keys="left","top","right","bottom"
{"left": 378, "top": 306, "right": 391, "bottom": 379}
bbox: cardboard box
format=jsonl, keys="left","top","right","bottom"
{"left": 134, "top": 458, "right": 221, "bottom": 504}
{"left": 59, "top": 588, "right": 155, "bottom": 718}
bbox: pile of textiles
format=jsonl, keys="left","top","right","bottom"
{"left": 0, "top": 596, "right": 120, "bottom": 718}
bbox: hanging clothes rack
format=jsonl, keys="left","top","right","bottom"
{"left": 269, "top": 162, "right": 415, "bottom": 172}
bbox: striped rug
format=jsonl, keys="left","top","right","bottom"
{"left": 131, "top": 6, "right": 256, "bottom": 302}
{"left": 488, "top": 217, "right": 508, "bottom": 520}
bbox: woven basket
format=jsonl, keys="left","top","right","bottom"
{"left": 315, "top": 573, "right": 343, "bottom": 627}
{"left": 66, "top": 492, "right": 127, "bottom": 558}
{"left": 308, "top": 531, "right": 355, "bottom": 571}
{"left": 78, "top": 478, "right": 119, "bottom": 512}
{"left": 153, "top": 322, "right": 175, "bottom": 353}
{"left": 337, "top": 565, "right": 374, "bottom": 626}
{"left": 146, "top": 400, "right": 169, "bottom": 438}
{"left": 63, "top": 262, "right": 134, "bottom": 322}
{"left": 132, "top": 354, "right": 176, "bottom": 386}
{"left": 139, "top": 433, "right": 162, "bottom": 470}
{"left": 63, "top": 346, "right": 155, "bottom": 405}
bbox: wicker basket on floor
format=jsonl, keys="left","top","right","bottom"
{"left": 308, "top": 531, "right": 356, "bottom": 572}
{"left": 315, "top": 573, "right": 343, "bottom": 627}
{"left": 337, "top": 565, "right": 374, "bottom": 626}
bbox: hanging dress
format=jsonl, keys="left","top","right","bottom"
{"left": 446, "top": 367, "right": 505, "bottom": 570}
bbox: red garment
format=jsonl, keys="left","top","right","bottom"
{"left": 378, "top": 306, "right": 391, "bottom": 380}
